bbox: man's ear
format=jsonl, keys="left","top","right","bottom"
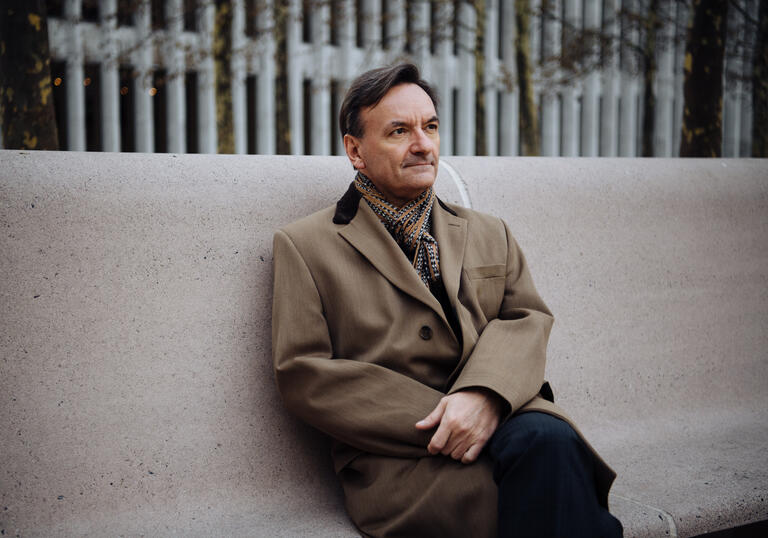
{"left": 344, "top": 134, "right": 365, "bottom": 171}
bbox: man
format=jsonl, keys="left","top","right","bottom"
{"left": 272, "top": 63, "right": 622, "bottom": 537}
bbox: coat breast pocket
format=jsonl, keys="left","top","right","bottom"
{"left": 464, "top": 264, "right": 507, "bottom": 320}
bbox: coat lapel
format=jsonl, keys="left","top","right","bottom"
{"left": 338, "top": 201, "right": 445, "bottom": 316}
{"left": 431, "top": 201, "right": 480, "bottom": 364}
{"left": 431, "top": 200, "right": 467, "bottom": 309}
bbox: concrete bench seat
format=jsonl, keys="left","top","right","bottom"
{"left": 1, "top": 151, "right": 766, "bottom": 537}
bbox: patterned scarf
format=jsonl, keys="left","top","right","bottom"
{"left": 354, "top": 172, "right": 441, "bottom": 287}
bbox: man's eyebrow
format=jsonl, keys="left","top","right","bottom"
{"left": 386, "top": 116, "right": 439, "bottom": 128}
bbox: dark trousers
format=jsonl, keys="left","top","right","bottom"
{"left": 487, "top": 412, "right": 623, "bottom": 538}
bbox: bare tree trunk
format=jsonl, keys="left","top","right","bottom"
{"left": 214, "top": 0, "right": 235, "bottom": 153}
{"left": 274, "top": 0, "right": 291, "bottom": 154}
{"left": 641, "top": 0, "right": 660, "bottom": 157}
{"left": 0, "top": 0, "right": 58, "bottom": 150}
{"left": 473, "top": 0, "right": 486, "bottom": 155}
{"left": 515, "top": 0, "right": 539, "bottom": 156}
{"left": 753, "top": 0, "right": 768, "bottom": 157}
{"left": 679, "top": 0, "right": 728, "bottom": 157}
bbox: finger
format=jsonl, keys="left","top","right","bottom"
{"left": 415, "top": 399, "right": 446, "bottom": 430}
{"left": 461, "top": 443, "right": 483, "bottom": 464}
{"left": 446, "top": 424, "right": 477, "bottom": 459}
{"left": 450, "top": 441, "right": 469, "bottom": 461}
{"left": 441, "top": 424, "right": 468, "bottom": 457}
{"left": 427, "top": 423, "right": 452, "bottom": 455}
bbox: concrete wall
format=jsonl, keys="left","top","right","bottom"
{"left": 1, "top": 151, "right": 767, "bottom": 536}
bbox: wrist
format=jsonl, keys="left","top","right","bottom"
{"left": 463, "top": 387, "right": 507, "bottom": 419}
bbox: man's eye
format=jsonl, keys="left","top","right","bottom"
{"left": 426, "top": 123, "right": 439, "bottom": 132}
{"left": 392, "top": 128, "right": 406, "bottom": 135}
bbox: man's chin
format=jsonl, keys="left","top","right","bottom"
{"left": 403, "top": 166, "right": 437, "bottom": 185}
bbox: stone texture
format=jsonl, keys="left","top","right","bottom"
{"left": 1, "top": 151, "right": 766, "bottom": 536}
{"left": 447, "top": 156, "right": 768, "bottom": 536}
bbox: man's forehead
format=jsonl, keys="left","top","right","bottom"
{"left": 363, "top": 83, "right": 437, "bottom": 122}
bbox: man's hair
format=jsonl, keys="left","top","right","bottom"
{"left": 339, "top": 63, "right": 439, "bottom": 139}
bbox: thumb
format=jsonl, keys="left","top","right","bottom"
{"left": 415, "top": 398, "right": 446, "bottom": 430}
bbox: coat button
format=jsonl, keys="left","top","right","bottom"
{"left": 419, "top": 325, "right": 433, "bottom": 340}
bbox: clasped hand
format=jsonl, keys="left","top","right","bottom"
{"left": 415, "top": 388, "right": 505, "bottom": 464}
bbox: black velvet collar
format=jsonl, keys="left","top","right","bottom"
{"left": 332, "top": 182, "right": 362, "bottom": 224}
{"left": 437, "top": 197, "right": 458, "bottom": 216}
{"left": 332, "top": 181, "right": 458, "bottom": 225}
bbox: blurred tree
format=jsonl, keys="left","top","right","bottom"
{"left": 641, "top": 0, "right": 660, "bottom": 157}
{"left": 214, "top": 0, "right": 235, "bottom": 153}
{"left": 680, "top": 0, "right": 729, "bottom": 157}
{"left": 473, "top": 0, "right": 487, "bottom": 155}
{"left": 753, "top": 0, "right": 768, "bottom": 157}
{"left": 7, "top": 1, "right": 763, "bottom": 157}
{"left": 515, "top": 0, "right": 539, "bottom": 155}
{"left": 274, "top": 0, "right": 291, "bottom": 154}
{"left": 542, "top": 0, "right": 680, "bottom": 156}
{"left": 0, "top": 0, "right": 58, "bottom": 150}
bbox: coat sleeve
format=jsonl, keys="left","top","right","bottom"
{"left": 272, "top": 229, "right": 440, "bottom": 459}
{"left": 448, "top": 220, "right": 554, "bottom": 416}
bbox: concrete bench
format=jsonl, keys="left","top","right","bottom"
{"left": 1, "top": 151, "right": 766, "bottom": 537}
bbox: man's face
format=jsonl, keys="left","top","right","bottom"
{"left": 344, "top": 83, "right": 440, "bottom": 207}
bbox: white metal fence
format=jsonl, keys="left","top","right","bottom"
{"left": 20, "top": 0, "right": 759, "bottom": 156}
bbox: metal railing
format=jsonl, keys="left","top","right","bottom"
{"left": 34, "top": 0, "right": 757, "bottom": 157}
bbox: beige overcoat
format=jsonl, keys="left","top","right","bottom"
{"left": 272, "top": 185, "right": 615, "bottom": 537}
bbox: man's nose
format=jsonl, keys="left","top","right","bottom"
{"left": 410, "top": 128, "right": 435, "bottom": 155}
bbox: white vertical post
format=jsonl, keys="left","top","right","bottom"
{"left": 197, "top": 0, "right": 216, "bottom": 153}
{"left": 723, "top": 87, "right": 741, "bottom": 158}
{"left": 339, "top": 0, "right": 355, "bottom": 81}
{"left": 601, "top": 0, "right": 619, "bottom": 156}
{"left": 387, "top": 0, "right": 406, "bottom": 55}
{"left": 232, "top": 0, "right": 247, "bottom": 154}
{"left": 166, "top": 0, "right": 186, "bottom": 153}
{"left": 455, "top": 1, "right": 475, "bottom": 155}
{"left": 371, "top": 0, "right": 385, "bottom": 65}
{"left": 257, "top": 0, "right": 276, "bottom": 154}
{"left": 499, "top": 0, "right": 517, "bottom": 156}
{"left": 654, "top": 1, "right": 675, "bottom": 157}
{"left": 337, "top": 0, "right": 355, "bottom": 106}
{"left": 412, "top": 0, "right": 430, "bottom": 77}
{"left": 100, "top": 0, "right": 119, "bottom": 152}
{"left": 286, "top": 0, "right": 303, "bottom": 154}
{"left": 540, "top": 93, "right": 559, "bottom": 156}
{"left": 540, "top": 0, "right": 560, "bottom": 156}
{"left": 619, "top": 0, "right": 640, "bottom": 156}
{"left": 581, "top": 0, "right": 601, "bottom": 156}
{"left": 334, "top": 0, "right": 355, "bottom": 154}
{"left": 484, "top": 0, "right": 499, "bottom": 156}
{"left": 64, "top": 0, "right": 85, "bottom": 150}
{"left": 618, "top": 89, "right": 638, "bottom": 156}
{"left": 361, "top": 0, "right": 374, "bottom": 49}
{"left": 134, "top": 0, "right": 154, "bottom": 152}
{"left": 561, "top": 0, "right": 580, "bottom": 156}
{"left": 740, "top": 0, "right": 756, "bottom": 157}
{"left": 740, "top": 89, "right": 752, "bottom": 157}
{"left": 434, "top": 0, "right": 453, "bottom": 155}
{"left": 311, "top": 0, "right": 331, "bottom": 155}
